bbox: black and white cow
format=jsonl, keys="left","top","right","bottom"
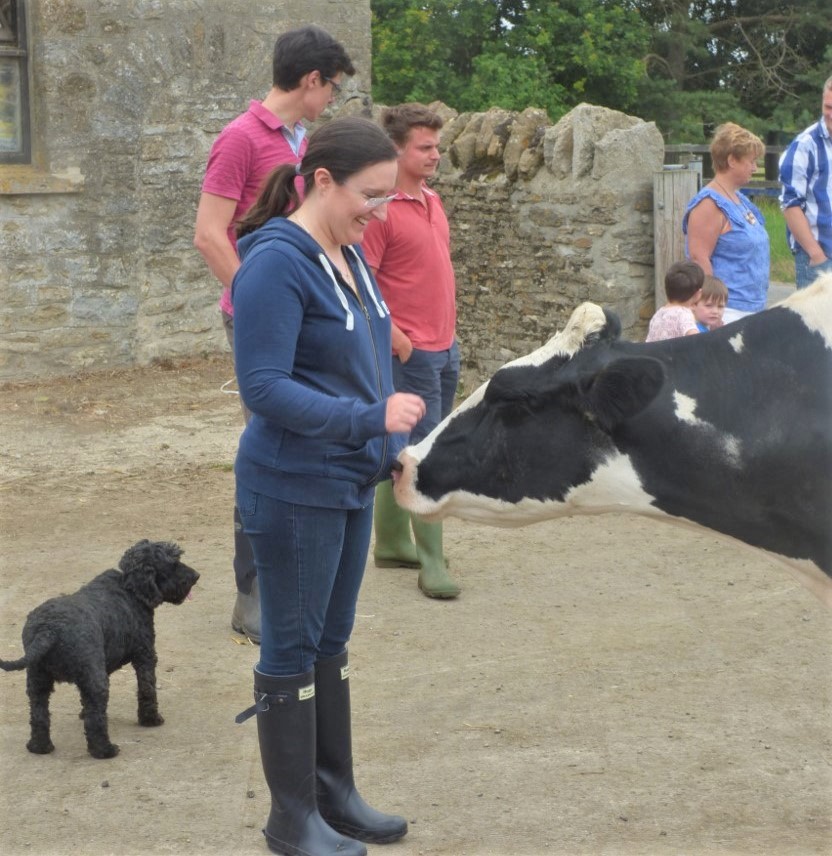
{"left": 394, "top": 275, "right": 832, "bottom": 608}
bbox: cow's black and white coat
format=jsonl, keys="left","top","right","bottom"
{"left": 395, "top": 275, "right": 832, "bottom": 607}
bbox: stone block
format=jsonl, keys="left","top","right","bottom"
{"left": 475, "top": 107, "right": 516, "bottom": 163}
{"left": 503, "top": 107, "right": 549, "bottom": 181}
{"left": 592, "top": 122, "right": 664, "bottom": 188}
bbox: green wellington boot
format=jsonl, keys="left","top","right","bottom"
{"left": 372, "top": 480, "right": 420, "bottom": 569}
{"left": 412, "top": 517, "right": 460, "bottom": 599}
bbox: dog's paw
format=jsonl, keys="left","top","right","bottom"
{"left": 89, "top": 742, "right": 120, "bottom": 759}
{"left": 139, "top": 712, "right": 165, "bottom": 727}
{"left": 27, "top": 738, "right": 55, "bottom": 754}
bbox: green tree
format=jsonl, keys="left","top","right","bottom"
{"left": 370, "top": 0, "right": 832, "bottom": 138}
{"left": 462, "top": 51, "right": 570, "bottom": 119}
{"left": 502, "top": 1, "right": 650, "bottom": 114}
{"left": 636, "top": 0, "right": 832, "bottom": 139}
{"left": 371, "top": 1, "right": 650, "bottom": 118}
{"left": 371, "top": 0, "right": 505, "bottom": 108}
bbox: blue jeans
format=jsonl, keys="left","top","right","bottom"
{"left": 794, "top": 246, "right": 832, "bottom": 289}
{"left": 393, "top": 341, "right": 460, "bottom": 443}
{"left": 236, "top": 485, "right": 373, "bottom": 676}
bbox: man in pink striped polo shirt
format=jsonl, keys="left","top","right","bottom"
{"left": 194, "top": 25, "right": 355, "bottom": 642}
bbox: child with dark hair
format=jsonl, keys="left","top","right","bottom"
{"left": 693, "top": 274, "right": 728, "bottom": 332}
{"left": 646, "top": 260, "right": 704, "bottom": 342}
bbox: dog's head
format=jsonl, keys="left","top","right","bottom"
{"left": 119, "top": 540, "right": 200, "bottom": 609}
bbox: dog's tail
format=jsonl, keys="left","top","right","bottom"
{"left": 0, "top": 632, "right": 56, "bottom": 671}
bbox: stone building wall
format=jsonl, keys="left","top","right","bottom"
{"left": 427, "top": 102, "right": 665, "bottom": 384}
{"left": 0, "top": 0, "right": 372, "bottom": 380}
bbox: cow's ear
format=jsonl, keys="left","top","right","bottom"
{"left": 578, "top": 357, "right": 665, "bottom": 431}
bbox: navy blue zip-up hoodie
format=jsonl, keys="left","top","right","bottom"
{"left": 232, "top": 217, "right": 403, "bottom": 509}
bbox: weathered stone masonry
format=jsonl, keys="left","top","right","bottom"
{"left": 427, "top": 102, "right": 665, "bottom": 384}
{"left": 1, "top": 0, "right": 372, "bottom": 381}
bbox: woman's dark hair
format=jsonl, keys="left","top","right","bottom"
{"left": 236, "top": 117, "right": 397, "bottom": 238}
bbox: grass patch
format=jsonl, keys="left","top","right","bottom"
{"left": 754, "top": 196, "right": 796, "bottom": 284}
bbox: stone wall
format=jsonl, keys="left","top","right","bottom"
{"left": 427, "top": 102, "right": 665, "bottom": 383}
{"left": 0, "top": 0, "right": 372, "bottom": 380}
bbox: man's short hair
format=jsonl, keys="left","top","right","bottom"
{"left": 381, "top": 103, "right": 444, "bottom": 147}
{"left": 272, "top": 25, "right": 355, "bottom": 90}
{"left": 665, "top": 260, "right": 705, "bottom": 303}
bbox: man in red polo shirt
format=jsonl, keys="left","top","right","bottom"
{"left": 194, "top": 26, "right": 355, "bottom": 641}
{"left": 362, "top": 103, "right": 461, "bottom": 599}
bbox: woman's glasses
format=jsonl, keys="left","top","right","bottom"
{"left": 362, "top": 193, "right": 397, "bottom": 209}
{"left": 343, "top": 181, "right": 397, "bottom": 209}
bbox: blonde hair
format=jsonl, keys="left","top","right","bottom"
{"left": 710, "top": 123, "right": 765, "bottom": 172}
{"left": 701, "top": 275, "right": 728, "bottom": 304}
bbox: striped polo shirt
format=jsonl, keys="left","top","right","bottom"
{"left": 778, "top": 117, "right": 832, "bottom": 258}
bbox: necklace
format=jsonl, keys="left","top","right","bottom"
{"left": 712, "top": 180, "right": 758, "bottom": 226}
{"left": 712, "top": 179, "right": 739, "bottom": 203}
{"left": 338, "top": 253, "right": 357, "bottom": 290}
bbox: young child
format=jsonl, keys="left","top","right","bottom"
{"left": 693, "top": 274, "right": 728, "bottom": 332}
{"left": 646, "top": 260, "right": 704, "bottom": 342}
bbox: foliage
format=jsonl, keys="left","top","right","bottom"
{"left": 371, "top": 0, "right": 650, "bottom": 119}
{"left": 637, "top": 0, "right": 832, "bottom": 139}
{"left": 370, "top": 0, "right": 832, "bottom": 139}
{"left": 371, "top": 0, "right": 503, "bottom": 109}
{"left": 755, "top": 196, "right": 795, "bottom": 284}
{"left": 462, "top": 51, "right": 571, "bottom": 120}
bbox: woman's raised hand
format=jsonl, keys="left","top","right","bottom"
{"left": 385, "top": 393, "right": 426, "bottom": 433}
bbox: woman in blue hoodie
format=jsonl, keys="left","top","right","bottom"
{"left": 231, "top": 117, "right": 425, "bottom": 856}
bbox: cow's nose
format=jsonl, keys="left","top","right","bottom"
{"left": 390, "top": 460, "right": 403, "bottom": 473}
{"left": 393, "top": 452, "right": 418, "bottom": 508}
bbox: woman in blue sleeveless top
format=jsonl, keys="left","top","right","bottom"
{"left": 683, "top": 123, "right": 770, "bottom": 322}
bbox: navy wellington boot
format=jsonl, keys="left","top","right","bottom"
{"left": 315, "top": 651, "right": 408, "bottom": 844}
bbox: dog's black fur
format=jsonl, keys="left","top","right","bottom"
{"left": 0, "top": 540, "right": 199, "bottom": 759}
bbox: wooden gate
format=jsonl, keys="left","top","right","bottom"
{"left": 653, "top": 165, "right": 700, "bottom": 308}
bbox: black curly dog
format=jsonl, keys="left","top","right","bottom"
{"left": 0, "top": 540, "right": 199, "bottom": 759}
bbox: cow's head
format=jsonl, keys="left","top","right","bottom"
{"left": 394, "top": 302, "right": 666, "bottom": 525}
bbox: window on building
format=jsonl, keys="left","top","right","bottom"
{"left": 0, "top": 0, "right": 30, "bottom": 164}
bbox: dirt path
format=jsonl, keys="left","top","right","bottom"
{"left": 1, "top": 356, "right": 829, "bottom": 856}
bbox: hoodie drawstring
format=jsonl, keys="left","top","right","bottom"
{"left": 347, "top": 246, "right": 389, "bottom": 318}
{"left": 317, "top": 253, "right": 355, "bottom": 331}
